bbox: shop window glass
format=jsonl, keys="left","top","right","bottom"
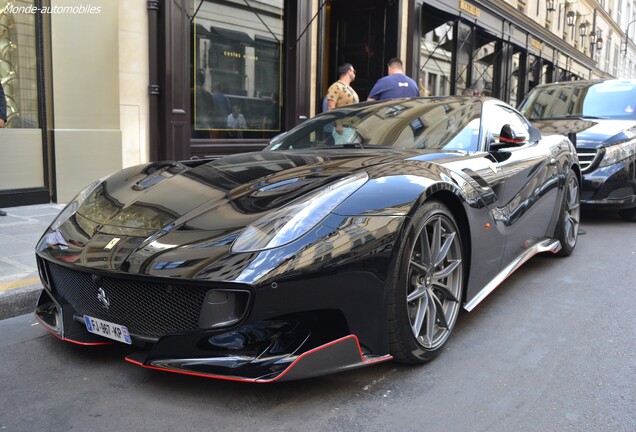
{"left": 419, "top": 16, "right": 454, "bottom": 96}
{"left": 1, "top": 0, "right": 40, "bottom": 128}
{"left": 541, "top": 63, "right": 551, "bottom": 84}
{"left": 509, "top": 51, "right": 522, "bottom": 106}
{"left": 528, "top": 55, "right": 539, "bottom": 91}
{"left": 472, "top": 36, "right": 496, "bottom": 97}
{"left": 192, "top": 0, "right": 283, "bottom": 140}
{"left": 456, "top": 22, "right": 473, "bottom": 95}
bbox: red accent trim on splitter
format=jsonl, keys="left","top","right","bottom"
{"left": 125, "top": 334, "right": 392, "bottom": 383}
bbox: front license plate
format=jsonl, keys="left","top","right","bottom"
{"left": 84, "top": 315, "right": 132, "bottom": 345}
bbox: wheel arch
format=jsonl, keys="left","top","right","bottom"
{"left": 549, "top": 159, "right": 581, "bottom": 239}
{"left": 424, "top": 189, "right": 472, "bottom": 304}
{"left": 566, "top": 159, "right": 581, "bottom": 186}
{"left": 572, "top": 163, "right": 582, "bottom": 187}
{"left": 387, "top": 188, "right": 472, "bottom": 363}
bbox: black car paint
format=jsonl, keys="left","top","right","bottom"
{"left": 34, "top": 97, "right": 578, "bottom": 381}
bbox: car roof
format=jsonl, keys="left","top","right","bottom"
{"left": 530, "top": 78, "right": 636, "bottom": 89}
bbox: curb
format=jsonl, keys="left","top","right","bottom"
{"left": 0, "top": 203, "right": 65, "bottom": 322}
{"left": 0, "top": 280, "right": 42, "bottom": 321}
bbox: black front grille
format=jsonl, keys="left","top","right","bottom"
{"left": 577, "top": 148, "right": 599, "bottom": 172}
{"left": 46, "top": 261, "right": 209, "bottom": 337}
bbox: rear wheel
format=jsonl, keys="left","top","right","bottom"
{"left": 554, "top": 170, "right": 580, "bottom": 257}
{"left": 388, "top": 200, "right": 464, "bottom": 364}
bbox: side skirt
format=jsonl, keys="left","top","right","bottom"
{"left": 463, "top": 238, "right": 561, "bottom": 312}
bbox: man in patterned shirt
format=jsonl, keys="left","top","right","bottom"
{"left": 325, "top": 63, "right": 359, "bottom": 110}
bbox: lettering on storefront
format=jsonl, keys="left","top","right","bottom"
{"left": 530, "top": 38, "right": 543, "bottom": 51}
{"left": 459, "top": 0, "right": 480, "bottom": 18}
{"left": 223, "top": 51, "right": 259, "bottom": 61}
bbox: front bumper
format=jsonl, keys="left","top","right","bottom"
{"left": 34, "top": 247, "right": 395, "bottom": 382}
{"left": 35, "top": 287, "right": 391, "bottom": 382}
{"left": 581, "top": 158, "right": 636, "bottom": 210}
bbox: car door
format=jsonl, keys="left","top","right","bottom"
{"left": 481, "top": 101, "right": 561, "bottom": 267}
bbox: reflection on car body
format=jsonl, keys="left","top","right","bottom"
{"left": 34, "top": 97, "right": 580, "bottom": 382}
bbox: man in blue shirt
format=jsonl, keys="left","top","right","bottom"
{"left": 367, "top": 58, "right": 420, "bottom": 101}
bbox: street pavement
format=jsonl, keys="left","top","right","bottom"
{"left": 0, "top": 203, "right": 66, "bottom": 320}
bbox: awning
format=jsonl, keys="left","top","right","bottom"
{"left": 194, "top": 23, "right": 212, "bottom": 38}
{"left": 476, "top": 50, "right": 501, "bottom": 65}
{"left": 255, "top": 36, "right": 278, "bottom": 48}
{"left": 210, "top": 26, "right": 254, "bottom": 44}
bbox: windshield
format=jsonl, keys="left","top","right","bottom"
{"left": 266, "top": 98, "right": 482, "bottom": 152}
{"left": 520, "top": 81, "right": 636, "bottom": 121}
{"left": 582, "top": 83, "right": 636, "bottom": 118}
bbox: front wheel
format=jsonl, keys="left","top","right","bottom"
{"left": 388, "top": 200, "right": 464, "bottom": 364}
{"left": 554, "top": 169, "right": 580, "bottom": 257}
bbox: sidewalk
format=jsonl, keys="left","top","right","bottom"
{"left": 0, "top": 203, "right": 66, "bottom": 320}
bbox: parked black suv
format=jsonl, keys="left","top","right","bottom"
{"left": 519, "top": 79, "right": 636, "bottom": 221}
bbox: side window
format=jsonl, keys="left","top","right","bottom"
{"left": 483, "top": 104, "right": 530, "bottom": 146}
{"left": 547, "top": 85, "right": 574, "bottom": 117}
{"left": 414, "top": 102, "right": 481, "bottom": 152}
{"left": 442, "top": 116, "right": 481, "bottom": 152}
{"left": 520, "top": 86, "right": 577, "bottom": 119}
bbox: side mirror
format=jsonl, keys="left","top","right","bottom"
{"left": 489, "top": 124, "right": 527, "bottom": 152}
{"left": 499, "top": 124, "right": 527, "bottom": 145}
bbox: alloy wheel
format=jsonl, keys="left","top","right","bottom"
{"left": 406, "top": 213, "right": 463, "bottom": 350}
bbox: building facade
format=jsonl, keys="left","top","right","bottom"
{"left": 1, "top": 0, "right": 634, "bottom": 207}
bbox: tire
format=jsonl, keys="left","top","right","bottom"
{"left": 618, "top": 207, "right": 636, "bottom": 221}
{"left": 388, "top": 200, "right": 464, "bottom": 364}
{"left": 554, "top": 169, "right": 580, "bottom": 257}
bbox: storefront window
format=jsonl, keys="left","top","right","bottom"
{"left": 528, "top": 55, "right": 540, "bottom": 91}
{"left": 457, "top": 22, "right": 473, "bottom": 95}
{"left": 541, "top": 63, "right": 551, "bottom": 84}
{"left": 191, "top": 0, "right": 283, "bottom": 140}
{"left": 419, "top": 15, "right": 454, "bottom": 96}
{"left": 472, "top": 36, "right": 496, "bottom": 97}
{"left": 509, "top": 51, "right": 522, "bottom": 106}
{"left": 1, "top": 0, "right": 40, "bottom": 128}
{"left": 527, "top": 55, "right": 552, "bottom": 89}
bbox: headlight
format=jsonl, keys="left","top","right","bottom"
{"left": 50, "top": 180, "right": 103, "bottom": 231}
{"left": 231, "top": 172, "right": 368, "bottom": 252}
{"left": 599, "top": 140, "right": 636, "bottom": 167}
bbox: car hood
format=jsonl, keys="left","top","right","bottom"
{"left": 40, "top": 149, "right": 465, "bottom": 273}
{"left": 531, "top": 118, "right": 636, "bottom": 149}
{"left": 77, "top": 149, "right": 464, "bottom": 230}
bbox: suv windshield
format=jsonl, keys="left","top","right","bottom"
{"left": 520, "top": 81, "right": 636, "bottom": 121}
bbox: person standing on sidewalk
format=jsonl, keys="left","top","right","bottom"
{"left": 0, "top": 82, "right": 7, "bottom": 216}
{"left": 325, "top": 63, "right": 359, "bottom": 110}
{"left": 367, "top": 58, "right": 419, "bottom": 101}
